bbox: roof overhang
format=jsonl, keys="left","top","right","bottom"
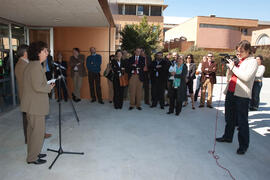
{"left": 0, "top": 0, "right": 115, "bottom": 27}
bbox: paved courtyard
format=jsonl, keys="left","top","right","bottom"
{"left": 0, "top": 77, "right": 270, "bottom": 180}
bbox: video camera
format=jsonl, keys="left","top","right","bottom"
{"left": 219, "top": 53, "right": 239, "bottom": 65}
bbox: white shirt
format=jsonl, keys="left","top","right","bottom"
{"left": 21, "top": 57, "right": 29, "bottom": 63}
{"left": 186, "top": 63, "right": 190, "bottom": 72}
{"left": 255, "top": 65, "right": 265, "bottom": 81}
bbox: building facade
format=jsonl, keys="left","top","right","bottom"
{"left": 165, "top": 16, "right": 270, "bottom": 51}
{"left": 112, "top": 0, "right": 167, "bottom": 49}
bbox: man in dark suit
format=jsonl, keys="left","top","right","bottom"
{"left": 44, "top": 50, "right": 54, "bottom": 99}
{"left": 127, "top": 48, "right": 145, "bottom": 110}
{"left": 55, "top": 52, "right": 68, "bottom": 102}
{"left": 149, "top": 52, "right": 170, "bottom": 109}
{"left": 141, "top": 49, "right": 152, "bottom": 105}
{"left": 199, "top": 53, "right": 217, "bottom": 108}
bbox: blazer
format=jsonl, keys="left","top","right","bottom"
{"left": 127, "top": 55, "right": 145, "bottom": 82}
{"left": 186, "top": 63, "right": 196, "bottom": 82}
{"left": 149, "top": 58, "right": 170, "bottom": 82}
{"left": 20, "top": 61, "right": 51, "bottom": 116}
{"left": 55, "top": 60, "right": 67, "bottom": 77}
{"left": 70, "top": 54, "right": 87, "bottom": 78}
{"left": 201, "top": 60, "right": 217, "bottom": 84}
{"left": 111, "top": 59, "right": 128, "bottom": 81}
{"left": 86, "top": 54, "right": 102, "bottom": 73}
{"left": 15, "top": 58, "right": 28, "bottom": 100}
{"left": 224, "top": 56, "right": 258, "bottom": 99}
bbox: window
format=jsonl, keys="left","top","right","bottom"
{"left": 241, "top": 28, "right": 248, "bottom": 36}
{"left": 116, "top": 24, "right": 121, "bottom": 39}
{"left": 118, "top": 4, "right": 124, "bottom": 15}
{"left": 151, "top": 6, "right": 162, "bottom": 16}
{"left": 199, "top": 24, "right": 239, "bottom": 31}
{"left": 125, "top": 5, "right": 136, "bottom": 15}
{"left": 256, "top": 34, "right": 270, "bottom": 45}
{"left": 137, "top": 5, "right": 149, "bottom": 16}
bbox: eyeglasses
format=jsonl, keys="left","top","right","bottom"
{"left": 208, "top": 56, "right": 213, "bottom": 58}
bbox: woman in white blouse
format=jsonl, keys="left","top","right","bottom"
{"left": 250, "top": 55, "right": 265, "bottom": 111}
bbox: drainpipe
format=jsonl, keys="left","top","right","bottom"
{"left": 109, "top": 25, "right": 111, "bottom": 56}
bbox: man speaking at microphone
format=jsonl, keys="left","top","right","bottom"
{"left": 216, "top": 40, "right": 258, "bottom": 155}
{"left": 21, "top": 41, "right": 55, "bottom": 164}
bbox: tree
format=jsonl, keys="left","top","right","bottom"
{"left": 120, "top": 16, "right": 162, "bottom": 55}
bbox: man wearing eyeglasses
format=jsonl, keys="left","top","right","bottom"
{"left": 199, "top": 53, "right": 217, "bottom": 108}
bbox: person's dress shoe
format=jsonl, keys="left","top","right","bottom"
{"left": 150, "top": 105, "right": 156, "bottom": 108}
{"left": 249, "top": 108, "right": 257, "bottom": 111}
{"left": 137, "top": 107, "right": 142, "bottom": 110}
{"left": 199, "top": 104, "right": 204, "bottom": 108}
{"left": 109, "top": 101, "right": 112, "bottom": 103}
{"left": 98, "top": 101, "right": 104, "bottom": 104}
{"left": 129, "top": 107, "right": 134, "bottom": 110}
{"left": 160, "top": 106, "right": 164, "bottom": 109}
{"left": 44, "top": 133, "right": 52, "bottom": 139}
{"left": 207, "top": 105, "right": 213, "bottom": 108}
{"left": 167, "top": 111, "right": 173, "bottom": 114}
{"left": 91, "top": 99, "right": 96, "bottom": 103}
{"left": 216, "top": 137, "right": 232, "bottom": 143}
{"left": 38, "top": 153, "right": 47, "bottom": 158}
{"left": 175, "top": 112, "right": 180, "bottom": 116}
{"left": 27, "top": 158, "right": 47, "bottom": 165}
{"left": 236, "top": 148, "right": 247, "bottom": 155}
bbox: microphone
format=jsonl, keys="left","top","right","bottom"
{"left": 53, "top": 62, "right": 66, "bottom": 70}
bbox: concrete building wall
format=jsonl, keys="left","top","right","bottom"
{"left": 164, "top": 17, "right": 197, "bottom": 43}
{"left": 54, "top": 27, "right": 115, "bottom": 100}
{"left": 251, "top": 28, "right": 270, "bottom": 46}
{"left": 116, "top": 0, "right": 164, "bottom": 5}
{"left": 197, "top": 27, "right": 241, "bottom": 49}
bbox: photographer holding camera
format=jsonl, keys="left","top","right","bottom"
{"left": 216, "top": 40, "right": 258, "bottom": 155}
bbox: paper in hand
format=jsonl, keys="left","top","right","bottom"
{"left": 47, "top": 79, "right": 56, "bottom": 84}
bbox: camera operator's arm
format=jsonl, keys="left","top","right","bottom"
{"left": 226, "top": 69, "right": 233, "bottom": 83}
{"left": 227, "top": 59, "right": 258, "bottom": 82}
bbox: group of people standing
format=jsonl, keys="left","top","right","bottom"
{"left": 14, "top": 40, "right": 265, "bottom": 166}
{"left": 105, "top": 48, "right": 219, "bottom": 116}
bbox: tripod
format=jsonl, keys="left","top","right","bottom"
{"left": 47, "top": 65, "right": 84, "bottom": 170}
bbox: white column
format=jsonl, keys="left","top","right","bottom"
{"left": 50, "top": 27, "right": 54, "bottom": 58}
{"left": 149, "top": 6, "right": 151, "bottom": 16}
{"left": 8, "top": 23, "right": 16, "bottom": 106}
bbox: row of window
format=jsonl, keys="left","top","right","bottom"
{"left": 118, "top": 4, "right": 162, "bottom": 16}
{"left": 199, "top": 24, "right": 249, "bottom": 35}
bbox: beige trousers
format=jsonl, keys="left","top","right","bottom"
{"left": 27, "top": 114, "right": 45, "bottom": 162}
{"left": 129, "top": 75, "right": 143, "bottom": 107}
{"left": 73, "top": 72, "right": 83, "bottom": 99}
{"left": 200, "top": 78, "right": 214, "bottom": 106}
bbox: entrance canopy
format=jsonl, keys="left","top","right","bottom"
{"left": 0, "top": 0, "right": 114, "bottom": 27}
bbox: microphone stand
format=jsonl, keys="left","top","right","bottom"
{"left": 47, "top": 64, "right": 84, "bottom": 170}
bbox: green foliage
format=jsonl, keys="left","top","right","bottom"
{"left": 120, "top": 16, "right": 162, "bottom": 55}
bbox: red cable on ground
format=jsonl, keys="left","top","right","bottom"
{"left": 208, "top": 64, "right": 236, "bottom": 180}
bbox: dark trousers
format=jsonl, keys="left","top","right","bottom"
{"left": 169, "top": 88, "right": 183, "bottom": 114}
{"left": 56, "top": 79, "right": 68, "bottom": 101}
{"left": 113, "top": 79, "right": 124, "bottom": 109}
{"left": 194, "top": 76, "right": 201, "bottom": 101}
{"left": 223, "top": 91, "right": 250, "bottom": 150}
{"left": 88, "top": 72, "right": 102, "bottom": 101}
{"left": 143, "top": 71, "right": 150, "bottom": 104}
{"left": 22, "top": 112, "right": 28, "bottom": 144}
{"left": 250, "top": 81, "right": 262, "bottom": 110}
{"left": 151, "top": 80, "right": 166, "bottom": 107}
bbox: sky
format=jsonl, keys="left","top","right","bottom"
{"left": 163, "top": 0, "right": 270, "bottom": 21}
